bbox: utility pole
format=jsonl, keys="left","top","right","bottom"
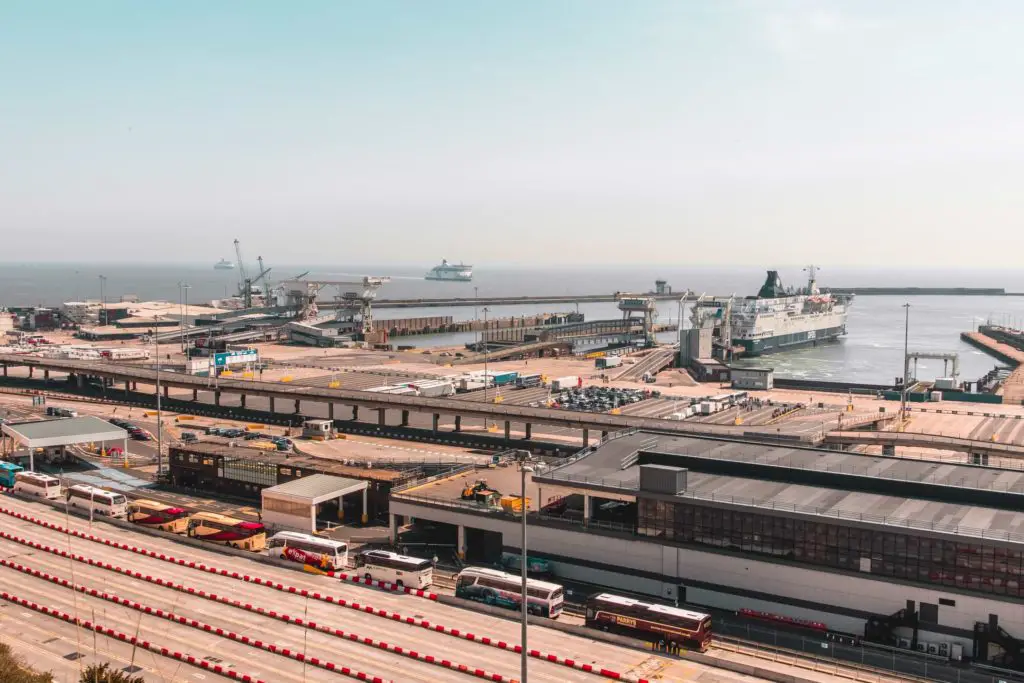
{"left": 483, "top": 306, "right": 490, "bottom": 428}
{"left": 901, "top": 303, "right": 910, "bottom": 422}
{"left": 98, "top": 275, "right": 107, "bottom": 326}
{"left": 155, "top": 315, "right": 163, "bottom": 477}
{"left": 515, "top": 450, "right": 534, "bottom": 683}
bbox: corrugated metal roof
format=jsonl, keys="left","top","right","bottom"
{"left": 262, "top": 473, "right": 366, "bottom": 503}
{"left": 1, "top": 416, "right": 127, "bottom": 448}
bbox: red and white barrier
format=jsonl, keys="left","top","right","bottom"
{"left": 0, "top": 556, "right": 510, "bottom": 683}
{"left": 0, "top": 505, "right": 650, "bottom": 683}
{"left": 0, "top": 590, "right": 266, "bottom": 683}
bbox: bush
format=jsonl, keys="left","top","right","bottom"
{"left": 79, "top": 664, "right": 145, "bottom": 683}
{"left": 0, "top": 641, "right": 54, "bottom": 683}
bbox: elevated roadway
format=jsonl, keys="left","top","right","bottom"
{"left": 0, "top": 354, "right": 839, "bottom": 446}
{"left": 824, "top": 430, "right": 1024, "bottom": 458}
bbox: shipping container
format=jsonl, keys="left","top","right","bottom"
{"left": 515, "top": 373, "right": 543, "bottom": 389}
{"left": 488, "top": 371, "right": 519, "bottom": 386}
{"left": 551, "top": 376, "right": 581, "bottom": 391}
{"left": 596, "top": 356, "right": 622, "bottom": 369}
{"left": 410, "top": 380, "right": 455, "bottom": 397}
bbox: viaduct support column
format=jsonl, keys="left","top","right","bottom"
{"left": 192, "top": 389, "right": 198, "bottom": 401}
{"left": 524, "top": 423, "right": 532, "bottom": 440}
{"left": 454, "top": 415, "right": 462, "bottom": 432}
{"left": 504, "top": 421, "right": 511, "bottom": 441}
{"left": 582, "top": 428, "right": 589, "bottom": 448}
{"left": 378, "top": 408, "right": 386, "bottom": 426}
{"left": 43, "top": 370, "right": 49, "bottom": 381}
{"left": 432, "top": 413, "right": 439, "bottom": 433}
{"left": 601, "top": 430, "right": 608, "bottom": 441}
{"left": 2, "top": 364, "right": 6, "bottom": 377}
{"left": 401, "top": 410, "right": 409, "bottom": 427}
{"left": 28, "top": 367, "right": 33, "bottom": 378}
{"left": 269, "top": 397, "right": 275, "bottom": 413}
{"left": 389, "top": 513, "right": 397, "bottom": 544}
{"left": 361, "top": 488, "right": 368, "bottom": 524}
{"left": 352, "top": 406, "right": 359, "bottom": 420}
{"left": 76, "top": 374, "right": 83, "bottom": 389}
{"left": 294, "top": 399, "right": 301, "bottom": 414}
{"left": 163, "top": 385, "right": 169, "bottom": 399}
{"left": 239, "top": 394, "right": 246, "bottom": 408}
{"left": 583, "top": 492, "right": 591, "bottom": 526}
{"left": 328, "top": 403, "right": 334, "bottom": 420}
{"left": 214, "top": 390, "right": 221, "bottom": 406}
{"left": 457, "top": 524, "right": 466, "bottom": 560}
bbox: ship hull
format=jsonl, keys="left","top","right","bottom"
{"left": 735, "top": 325, "right": 846, "bottom": 356}
{"left": 425, "top": 272, "right": 472, "bottom": 282}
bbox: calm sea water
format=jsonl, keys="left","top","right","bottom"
{"left": 4, "top": 262, "right": 1024, "bottom": 385}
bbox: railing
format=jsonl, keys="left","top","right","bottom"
{"left": 391, "top": 463, "right": 480, "bottom": 494}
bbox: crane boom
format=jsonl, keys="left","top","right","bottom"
{"left": 233, "top": 239, "right": 248, "bottom": 294}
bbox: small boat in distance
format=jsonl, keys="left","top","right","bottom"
{"left": 214, "top": 258, "right": 235, "bottom": 270}
{"left": 425, "top": 259, "right": 473, "bottom": 282}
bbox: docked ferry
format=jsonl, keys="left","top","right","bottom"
{"left": 692, "top": 267, "right": 852, "bottom": 357}
{"left": 425, "top": 259, "right": 473, "bottom": 282}
{"left": 731, "top": 267, "right": 852, "bottom": 356}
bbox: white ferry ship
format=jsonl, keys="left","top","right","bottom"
{"left": 214, "top": 258, "right": 235, "bottom": 270}
{"left": 693, "top": 267, "right": 853, "bottom": 356}
{"left": 425, "top": 259, "right": 472, "bottom": 282}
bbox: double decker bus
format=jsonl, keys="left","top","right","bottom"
{"left": 127, "top": 499, "right": 191, "bottom": 533}
{"left": 355, "top": 550, "right": 433, "bottom": 588}
{"left": 66, "top": 484, "right": 129, "bottom": 517}
{"left": 455, "top": 567, "right": 564, "bottom": 618}
{"left": 13, "top": 471, "right": 61, "bottom": 499}
{"left": 186, "top": 512, "right": 266, "bottom": 551}
{"left": 0, "top": 462, "right": 24, "bottom": 488}
{"left": 267, "top": 531, "right": 348, "bottom": 572}
{"left": 585, "top": 593, "right": 712, "bottom": 651}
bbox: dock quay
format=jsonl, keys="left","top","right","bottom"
{"left": 372, "top": 292, "right": 682, "bottom": 308}
{"left": 961, "top": 327, "right": 1024, "bottom": 405}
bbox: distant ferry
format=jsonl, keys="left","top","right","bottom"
{"left": 214, "top": 259, "right": 235, "bottom": 270}
{"left": 425, "top": 259, "right": 472, "bottom": 282}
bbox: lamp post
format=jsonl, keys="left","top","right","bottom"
{"left": 154, "top": 315, "right": 163, "bottom": 476}
{"left": 483, "top": 306, "right": 490, "bottom": 427}
{"left": 178, "top": 282, "right": 191, "bottom": 354}
{"left": 515, "top": 449, "right": 534, "bottom": 683}
{"left": 474, "top": 286, "right": 479, "bottom": 351}
{"left": 98, "top": 275, "right": 107, "bottom": 326}
{"left": 901, "top": 303, "right": 910, "bottom": 421}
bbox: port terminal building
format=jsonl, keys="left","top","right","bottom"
{"left": 390, "top": 432, "right": 1024, "bottom": 670}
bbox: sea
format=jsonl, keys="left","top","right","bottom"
{"left": 4, "top": 262, "right": 1024, "bottom": 386}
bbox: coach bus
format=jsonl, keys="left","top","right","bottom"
{"left": 127, "top": 499, "right": 191, "bottom": 533}
{"left": 186, "top": 512, "right": 266, "bottom": 551}
{"left": 585, "top": 593, "right": 712, "bottom": 651}
{"left": 455, "top": 567, "right": 564, "bottom": 618}
{"left": 12, "top": 471, "right": 61, "bottom": 499}
{"left": 355, "top": 549, "right": 433, "bottom": 588}
{"left": 267, "top": 531, "right": 348, "bottom": 572}
{"left": 0, "top": 462, "right": 24, "bottom": 488}
{"left": 66, "top": 484, "right": 129, "bottom": 518}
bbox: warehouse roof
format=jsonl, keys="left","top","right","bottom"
{"left": 262, "top": 474, "right": 366, "bottom": 504}
{"left": 535, "top": 432, "right": 1024, "bottom": 544}
{"left": 1, "top": 416, "right": 127, "bottom": 448}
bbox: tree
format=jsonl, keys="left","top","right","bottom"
{"left": 0, "top": 641, "right": 54, "bottom": 683}
{"left": 79, "top": 664, "right": 145, "bottom": 683}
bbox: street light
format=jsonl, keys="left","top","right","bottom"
{"left": 482, "top": 306, "right": 490, "bottom": 428}
{"left": 178, "top": 282, "right": 191, "bottom": 354}
{"left": 901, "top": 303, "right": 910, "bottom": 422}
{"left": 98, "top": 275, "right": 107, "bottom": 326}
{"left": 154, "top": 315, "right": 163, "bottom": 477}
{"left": 515, "top": 449, "right": 534, "bottom": 683}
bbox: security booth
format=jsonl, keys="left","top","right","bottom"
{"left": 1, "top": 416, "right": 128, "bottom": 470}
{"left": 730, "top": 367, "right": 774, "bottom": 391}
{"left": 302, "top": 419, "right": 332, "bottom": 439}
{"left": 261, "top": 474, "right": 370, "bottom": 533}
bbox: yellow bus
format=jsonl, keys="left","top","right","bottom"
{"left": 127, "top": 499, "right": 191, "bottom": 533}
{"left": 186, "top": 511, "right": 267, "bottom": 551}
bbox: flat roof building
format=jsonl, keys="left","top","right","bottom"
{"left": 390, "top": 431, "right": 1024, "bottom": 673}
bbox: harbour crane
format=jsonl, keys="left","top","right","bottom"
{"left": 279, "top": 276, "right": 391, "bottom": 336}
{"left": 233, "top": 239, "right": 248, "bottom": 297}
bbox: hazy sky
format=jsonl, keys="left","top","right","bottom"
{"left": 3, "top": 1, "right": 1023, "bottom": 266}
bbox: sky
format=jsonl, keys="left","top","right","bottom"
{"left": 2, "top": 0, "right": 1023, "bottom": 267}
